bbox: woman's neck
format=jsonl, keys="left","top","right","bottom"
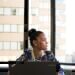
{"left": 32, "top": 47, "right": 44, "bottom": 59}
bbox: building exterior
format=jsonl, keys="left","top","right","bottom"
{"left": 0, "top": 0, "right": 24, "bottom": 61}
{"left": 55, "top": 0, "right": 66, "bottom": 62}
{"left": 56, "top": 0, "right": 75, "bottom": 64}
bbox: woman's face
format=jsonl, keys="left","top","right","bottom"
{"left": 34, "top": 33, "right": 48, "bottom": 50}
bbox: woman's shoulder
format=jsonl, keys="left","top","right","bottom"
{"left": 45, "top": 50, "right": 53, "bottom": 54}
{"left": 16, "top": 48, "right": 32, "bottom": 61}
{"left": 45, "top": 51, "right": 54, "bottom": 56}
{"left": 42, "top": 51, "right": 57, "bottom": 62}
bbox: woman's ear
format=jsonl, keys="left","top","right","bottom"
{"left": 33, "top": 40, "right": 37, "bottom": 47}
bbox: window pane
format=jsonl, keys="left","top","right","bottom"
{"left": 0, "top": 42, "right": 3, "bottom": 50}
{"left": 0, "top": 25, "right": 3, "bottom": 32}
{"left": 4, "top": 25, "right": 10, "bottom": 32}
{"left": 0, "top": 8, "right": 3, "bottom": 15}
{"left": 39, "top": 3, "right": 50, "bottom": 8}
{"left": 11, "top": 8, "right": 16, "bottom": 15}
{"left": 11, "top": 42, "right": 17, "bottom": 50}
{"left": 40, "top": 0, "right": 50, "bottom": 2}
{"left": 18, "top": 42, "right": 24, "bottom": 50}
{"left": 4, "top": 8, "right": 11, "bottom": 16}
{"left": 18, "top": 25, "right": 24, "bottom": 32}
{"left": 31, "top": 8, "right": 39, "bottom": 16}
{"left": 39, "top": 16, "right": 49, "bottom": 22}
{"left": 4, "top": 42, "right": 10, "bottom": 50}
{"left": 16, "top": 8, "right": 24, "bottom": 16}
{"left": 29, "top": 24, "right": 39, "bottom": 30}
{"left": 18, "top": 42, "right": 20, "bottom": 50}
{"left": 11, "top": 24, "right": 17, "bottom": 32}
{"left": 55, "top": 0, "right": 66, "bottom": 63}
{"left": 20, "top": 41, "right": 24, "bottom": 50}
{"left": 56, "top": 0, "right": 75, "bottom": 64}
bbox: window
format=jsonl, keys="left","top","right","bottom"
{"left": 0, "top": 42, "right": 3, "bottom": 50}
{"left": 29, "top": 24, "right": 39, "bottom": 30}
{"left": 0, "top": 24, "right": 3, "bottom": 32}
{"left": 18, "top": 42, "right": 20, "bottom": 50}
{"left": 4, "top": 24, "right": 10, "bottom": 32}
{"left": 55, "top": 0, "right": 66, "bottom": 63}
{"left": 40, "top": 0, "right": 50, "bottom": 2}
{"left": 0, "top": 0, "right": 24, "bottom": 62}
{"left": 55, "top": 0, "right": 64, "bottom": 3}
{"left": 4, "top": 8, "right": 11, "bottom": 16}
{"left": 16, "top": 8, "right": 24, "bottom": 16}
{"left": 31, "top": 8, "right": 39, "bottom": 16}
{"left": 0, "top": 8, "right": 3, "bottom": 15}
{"left": 18, "top": 25, "right": 24, "bottom": 32}
{"left": 11, "top": 42, "right": 17, "bottom": 50}
{"left": 55, "top": 0, "right": 75, "bottom": 64}
{"left": 39, "top": 16, "right": 49, "bottom": 22}
{"left": 11, "top": 24, "right": 17, "bottom": 32}
{"left": 4, "top": 42, "right": 10, "bottom": 50}
{"left": 39, "top": 3, "right": 50, "bottom": 8}
{"left": 11, "top": 8, "right": 16, "bottom": 15}
{"left": 18, "top": 42, "right": 24, "bottom": 50}
{"left": 20, "top": 41, "right": 24, "bottom": 50}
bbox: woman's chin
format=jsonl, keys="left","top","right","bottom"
{"left": 43, "top": 48, "right": 47, "bottom": 51}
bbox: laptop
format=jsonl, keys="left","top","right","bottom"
{"left": 9, "top": 61, "right": 57, "bottom": 75}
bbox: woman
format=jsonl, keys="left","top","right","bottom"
{"left": 16, "top": 29, "right": 65, "bottom": 75}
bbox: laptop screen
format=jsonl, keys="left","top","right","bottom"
{"left": 9, "top": 62, "right": 57, "bottom": 75}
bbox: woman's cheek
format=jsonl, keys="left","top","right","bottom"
{"left": 41, "top": 42, "right": 46, "bottom": 47}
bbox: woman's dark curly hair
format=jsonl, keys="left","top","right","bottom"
{"left": 28, "top": 29, "right": 43, "bottom": 46}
